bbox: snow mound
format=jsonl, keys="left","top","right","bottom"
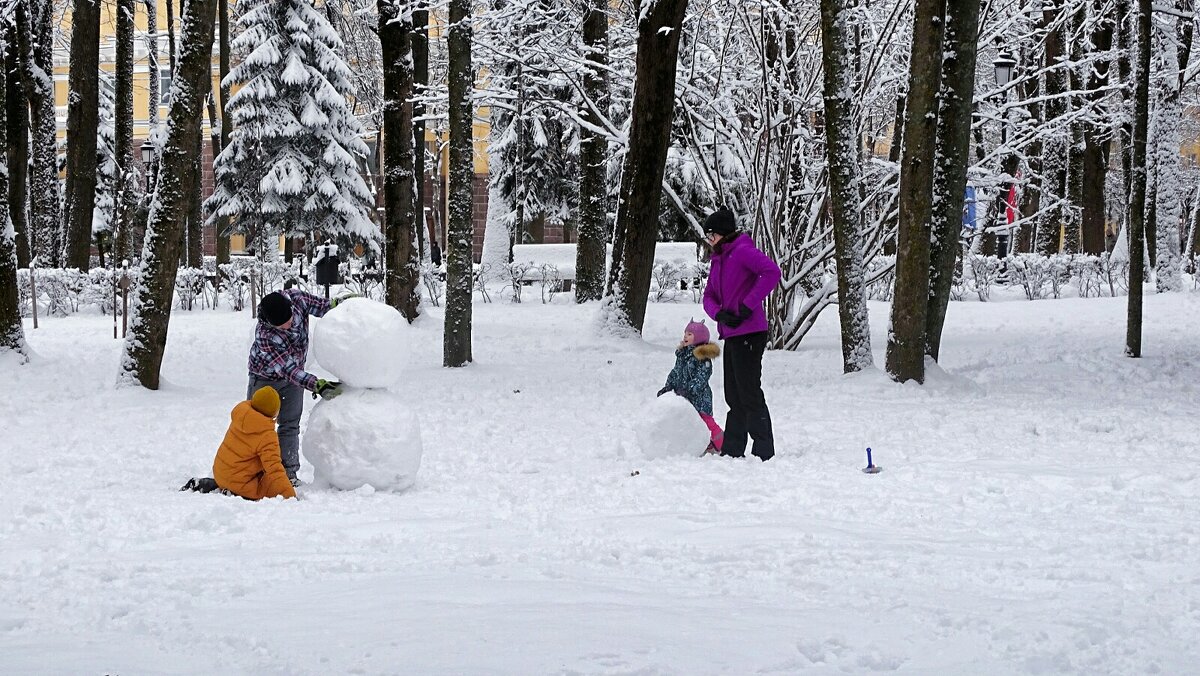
{"left": 302, "top": 389, "right": 422, "bottom": 492}
{"left": 312, "top": 297, "right": 408, "bottom": 388}
{"left": 634, "top": 395, "right": 710, "bottom": 459}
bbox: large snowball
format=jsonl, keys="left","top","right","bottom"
{"left": 302, "top": 389, "right": 422, "bottom": 492}
{"left": 635, "top": 395, "right": 711, "bottom": 459}
{"left": 312, "top": 297, "right": 408, "bottom": 388}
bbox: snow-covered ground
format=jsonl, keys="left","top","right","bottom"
{"left": 3, "top": 291, "right": 1199, "bottom": 674}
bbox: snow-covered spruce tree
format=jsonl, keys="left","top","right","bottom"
{"left": 205, "top": 0, "right": 379, "bottom": 250}
{"left": 0, "top": 40, "right": 28, "bottom": 363}
{"left": 14, "top": 0, "right": 62, "bottom": 266}
{"left": 63, "top": 0, "right": 102, "bottom": 270}
{"left": 119, "top": 0, "right": 220, "bottom": 390}
{"left": 819, "top": 0, "right": 872, "bottom": 373}
{"left": 444, "top": 0, "right": 473, "bottom": 367}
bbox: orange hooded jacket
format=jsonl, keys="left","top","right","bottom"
{"left": 212, "top": 401, "right": 296, "bottom": 500}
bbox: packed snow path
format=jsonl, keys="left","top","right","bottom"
{"left": 3, "top": 294, "right": 1199, "bottom": 674}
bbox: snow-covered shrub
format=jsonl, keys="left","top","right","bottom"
{"left": 688, "top": 263, "right": 709, "bottom": 302}
{"left": 506, "top": 262, "right": 534, "bottom": 304}
{"left": 651, "top": 261, "right": 685, "bottom": 302}
{"left": 1007, "top": 254, "right": 1049, "bottom": 300}
{"left": 474, "top": 263, "right": 494, "bottom": 303}
{"left": 343, "top": 268, "right": 384, "bottom": 302}
{"left": 175, "top": 267, "right": 209, "bottom": 310}
{"left": 1072, "top": 255, "right": 1104, "bottom": 298}
{"left": 967, "top": 255, "right": 1001, "bottom": 302}
{"left": 538, "top": 264, "right": 562, "bottom": 304}
{"left": 218, "top": 263, "right": 250, "bottom": 311}
{"left": 1101, "top": 253, "right": 1129, "bottom": 296}
{"left": 421, "top": 262, "right": 444, "bottom": 307}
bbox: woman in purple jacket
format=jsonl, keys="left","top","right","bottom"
{"left": 702, "top": 208, "right": 782, "bottom": 461}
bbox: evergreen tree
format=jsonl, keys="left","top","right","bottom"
{"left": 206, "top": 0, "right": 379, "bottom": 249}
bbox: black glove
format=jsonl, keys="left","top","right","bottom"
{"left": 737, "top": 303, "right": 753, "bottom": 319}
{"left": 716, "top": 309, "right": 744, "bottom": 328}
{"left": 656, "top": 386, "right": 670, "bottom": 397}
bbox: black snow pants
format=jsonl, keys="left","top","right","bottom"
{"left": 721, "top": 331, "right": 775, "bottom": 461}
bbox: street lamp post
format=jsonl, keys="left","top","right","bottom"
{"left": 140, "top": 141, "right": 155, "bottom": 194}
{"left": 994, "top": 50, "right": 1017, "bottom": 259}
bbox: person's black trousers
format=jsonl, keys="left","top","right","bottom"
{"left": 721, "top": 331, "right": 775, "bottom": 461}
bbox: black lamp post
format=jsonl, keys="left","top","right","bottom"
{"left": 994, "top": 50, "right": 1017, "bottom": 258}
{"left": 140, "top": 141, "right": 155, "bottom": 193}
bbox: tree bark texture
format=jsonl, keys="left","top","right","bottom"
{"left": 885, "top": 0, "right": 945, "bottom": 384}
{"left": 114, "top": 0, "right": 137, "bottom": 261}
{"left": 820, "top": 0, "right": 873, "bottom": 373}
{"left": 15, "top": 0, "right": 62, "bottom": 266}
{"left": 119, "top": 0, "right": 220, "bottom": 389}
{"left": 574, "top": 0, "right": 609, "bottom": 304}
{"left": 1062, "top": 4, "right": 1086, "bottom": 255}
{"left": 147, "top": 0, "right": 160, "bottom": 129}
{"left": 1126, "top": 0, "right": 1150, "bottom": 358}
{"left": 0, "top": 43, "right": 27, "bottom": 360}
{"left": 925, "top": 0, "right": 980, "bottom": 362}
{"left": 379, "top": 0, "right": 421, "bottom": 321}
{"left": 1034, "top": 2, "right": 1067, "bottom": 256}
{"left": 605, "top": 0, "right": 689, "bottom": 334}
{"left": 4, "top": 36, "right": 30, "bottom": 269}
{"left": 413, "top": 3, "right": 429, "bottom": 258}
{"left": 214, "top": 0, "right": 232, "bottom": 264}
{"left": 63, "top": 0, "right": 103, "bottom": 269}
{"left": 444, "top": 0, "right": 474, "bottom": 366}
{"left": 1080, "top": 0, "right": 1114, "bottom": 254}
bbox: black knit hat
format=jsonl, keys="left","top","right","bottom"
{"left": 259, "top": 292, "right": 293, "bottom": 327}
{"left": 703, "top": 208, "right": 737, "bottom": 237}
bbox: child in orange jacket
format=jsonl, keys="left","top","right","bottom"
{"left": 181, "top": 386, "right": 296, "bottom": 500}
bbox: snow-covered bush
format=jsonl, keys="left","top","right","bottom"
{"left": 967, "top": 255, "right": 1001, "bottom": 302}
{"left": 538, "top": 264, "right": 562, "bottom": 304}
{"left": 651, "top": 261, "right": 686, "bottom": 302}
{"left": 506, "top": 262, "right": 535, "bottom": 304}
{"left": 421, "top": 262, "right": 444, "bottom": 307}
{"left": 174, "top": 267, "right": 209, "bottom": 311}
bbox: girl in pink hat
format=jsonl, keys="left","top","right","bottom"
{"left": 657, "top": 319, "right": 724, "bottom": 454}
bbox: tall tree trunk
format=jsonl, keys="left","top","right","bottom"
{"left": 114, "top": 0, "right": 137, "bottom": 261}
{"left": 1061, "top": 4, "right": 1086, "bottom": 255}
{"left": 1126, "top": 0, "right": 1151, "bottom": 358}
{"left": 146, "top": 0, "right": 160, "bottom": 129}
{"left": 165, "top": 0, "right": 178, "bottom": 77}
{"left": 63, "top": 0, "right": 103, "bottom": 269}
{"left": 380, "top": 0, "right": 420, "bottom": 321}
{"left": 4, "top": 35, "right": 30, "bottom": 269}
{"left": 1116, "top": 0, "right": 1134, "bottom": 223}
{"left": 185, "top": 110, "right": 205, "bottom": 267}
{"left": 820, "top": 0, "right": 873, "bottom": 373}
{"left": 885, "top": 0, "right": 945, "bottom": 384}
{"left": 604, "top": 0, "right": 689, "bottom": 335}
{"left": 925, "top": 0, "right": 980, "bottom": 362}
{"left": 1080, "top": 0, "right": 1114, "bottom": 254}
{"left": 413, "top": 3, "right": 429, "bottom": 259}
{"left": 15, "top": 0, "right": 62, "bottom": 266}
{"left": 444, "top": 0, "right": 474, "bottom": 367}
{"left": 1035, "top": 2, "right": 1068, "bottom": 256}
{"left": 119, "top": 0, "right": 220, "bottom": 389}
{"left": 214, "top": 0, "right": 232, "bottom": 264}
{"left": 0, "top": 41, "right": 27, "bottom": 361}
{"left": 1153, "top": 39, "right": 1183, "bottom": 292}
{"left": 1016, "top": 44, "right": 1042, "bottom": 255}
{"left": 575, "top": 0, "right": 609, "bottom": 303}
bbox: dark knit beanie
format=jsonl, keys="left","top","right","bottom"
{"left": 259, "top": 292, "right": 293, "bottom": 327}
{"left": 703, "top": 208, "right": 737, "bottom": 237}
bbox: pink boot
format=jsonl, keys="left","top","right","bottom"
{"left": 699, "top": 413, "right": 724, "bottom": 453}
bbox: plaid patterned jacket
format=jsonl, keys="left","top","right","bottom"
{"left": 247, "top": 289, "right": 331, "bottom": 391}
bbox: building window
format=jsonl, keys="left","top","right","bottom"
{"left": 161, "top": 70, "right": 172, "bottom": 106}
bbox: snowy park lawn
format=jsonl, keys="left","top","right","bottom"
{"left": 3, "top": 291, "right": 1199, "bottom": 674}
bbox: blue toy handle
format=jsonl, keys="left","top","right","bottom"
{"left": 866, "top": 447, "right": 873, "bottom": 467}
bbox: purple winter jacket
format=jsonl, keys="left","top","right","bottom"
{"left": 703, "top": 233, "right": 782, "bottom": 339}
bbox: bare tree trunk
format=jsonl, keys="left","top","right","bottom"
{"left": 412, "top": 2, "right": 429, "bottom": 259}
{"left": 119, "top": 0, "right": 220, "bottom": 389}
{"left": 165, "top": 0, "right": 178, "bottom": 77}
{"left": 1080, "top": 1, "right": 1114, "bottom": 255}
{"left": 885, "top": 0, "right": 945, "bottom": 384}
{"left": 444, "top": 0, "right": 474, "bottom": 367}
{"left": 575, "top": 0, "right": 609, "bottom": 303}
{"left": 146, "top": 0, "right": 160, "bottom": 129}
{"left": 604, "top": 0, "right": 689, "bottom": 335}
{"left": 1126, "top": 0, "right": 1150, "bottom": 358}
{"left": 1062, "top": 4, "right": 1086, "bottom": 255}
{"left": 185, "top": 111, "right": 205, "bottom": 267}
{"left": 1035, "top": 2, "right": 1067, "bottom": 256}
{"left": 15, "top": 0, "right": 62, "bottom": 266}
{"left": 925, "top": 0, "right": 980, "bottom": 362}
{"left": 820, "top": 0, "right": 873, "bottom": 373}
{"left": 214, "top": 0, "right": 232, "bottom": 264}
{"left": 4, "top": 35, "right": 30, "bottom": 269}
{"left": 380, "top": 0, "right": 420, "bottom": 321}
{"left": 114, "top": 0, "right": 137, "bottom": 261}
{"left": 63, "top": 0, "right": 103, "bottom": 269}
{"left": 0, "top": 43, "right": 27, "bottom": 361}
